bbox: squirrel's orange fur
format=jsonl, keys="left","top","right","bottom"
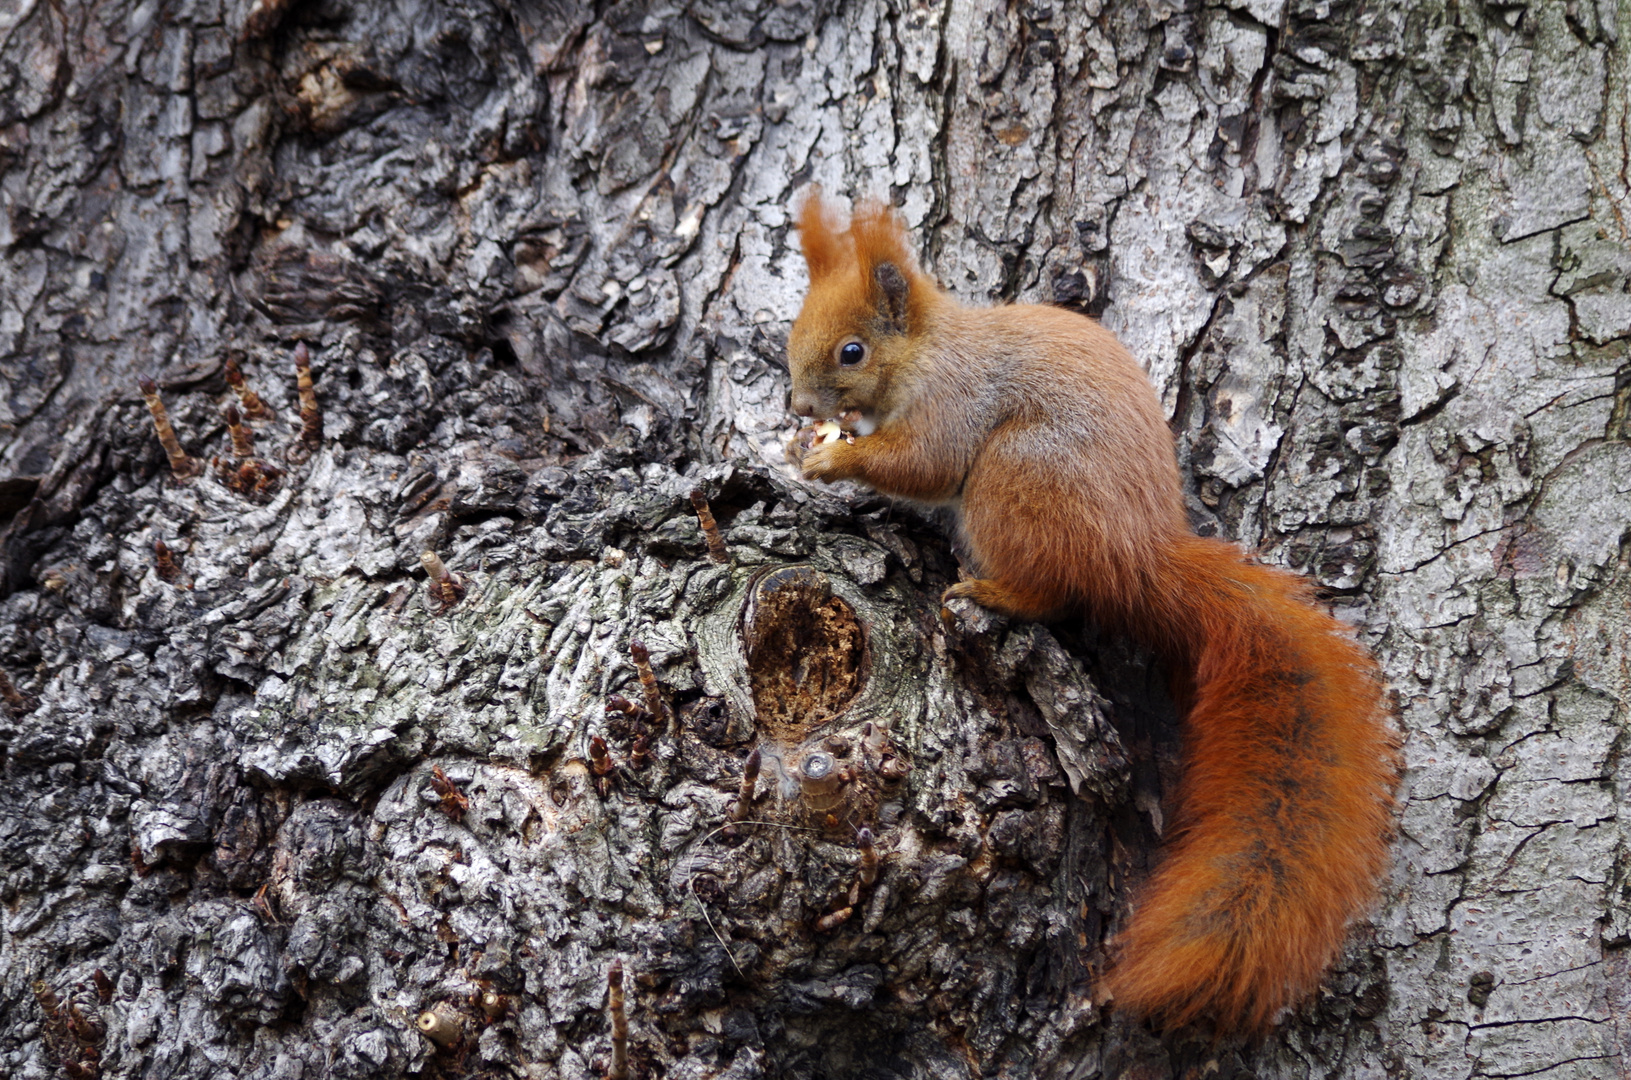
{"left": 788, "top": 192, "right": 1397, "bottom": 1033}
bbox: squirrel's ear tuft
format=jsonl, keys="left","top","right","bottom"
{"left": 853, "top": 199, "right": 920, "bottom": 332}
{"left": 849, "top": 199, "right": 913, "bottom": 275}
{"left": 796, "top": 187, "right": 845, "bottom": 281}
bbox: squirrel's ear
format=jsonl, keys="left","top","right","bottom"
{"left": 850, "top": 198, "right": 918, "bottom": 333}
{"left": 874, "top": 262, "right": 910, "bottom": 333}
{"left": 796, "top": 188, "right": 843, "bottom": 281}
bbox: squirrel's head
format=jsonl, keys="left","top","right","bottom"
{"left": 787, "top": 190, "right": 936, "bottom": 421}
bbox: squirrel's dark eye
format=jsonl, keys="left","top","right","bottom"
{"left": 839, "top": 342, "right": 866, "bottom": 366}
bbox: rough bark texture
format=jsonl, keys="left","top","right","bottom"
{"left": 1, "top": 1, "right": 1628, "bottom": 1078}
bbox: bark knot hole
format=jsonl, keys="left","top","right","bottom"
{"left": 741, "top": 565, "right": 867, "bottom": 742}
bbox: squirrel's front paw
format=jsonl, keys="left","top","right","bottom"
{"left": 800, "top": 441, "right": 842, "bottom": 481}
{"left": 789, "top": 421, "right": 855, "bottom": 478}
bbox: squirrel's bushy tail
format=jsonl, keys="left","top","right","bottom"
{"left": 1103, "top": 536, "right": 1397, "bottom": 1033}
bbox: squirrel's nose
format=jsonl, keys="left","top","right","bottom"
{"left": 790, "top": 389, "right": 819, "bottom": 418}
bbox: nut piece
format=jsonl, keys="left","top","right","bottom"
{"left": 793, "top": 419, "right": 856, "bottom": 454}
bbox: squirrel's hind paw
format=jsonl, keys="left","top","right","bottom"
{"left": 941, "top": 579, "right": 1054, "bottom": 622}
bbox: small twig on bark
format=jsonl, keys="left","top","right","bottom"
{"left": 224, "top": 404, "right": 256, "bottom": 457}
{"left": 138, "top": 378, "right": 201, "bottom": 479}
{"left": 731, "top": 747, "right": 761, "bottom": 823}
{"left": 607, "top": 960, "right": 629, "bottom": 1080}
{"left": 429, "top": 766, "right": 468, "bottom": 823}
{"left": 416, "top": 1003, "right": 464, "bottom": 1048}
{"left": 153, "top": 540, "right": 182, "bottom": 584}
{"left": 421, "top": 549, "right": 466, "bottom": 611}
{"left": 628, "top": 639, "right": 669, "bottom": 728}
{"left": 690, "top": 488, "right": 730, "bottom": 564}
{"left": 223, "top": 356, "right": 273, "bottom": 419}
{"left": 0, "top": 669, "right": 34, "bottom": 716}
{"left": 291, "top": 342, "right": 322, "bottom": 459}
{"left": 857, "top": 827, "right": 879, "bottom": 887}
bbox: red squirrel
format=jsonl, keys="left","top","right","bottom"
{"left": 785, "top": 192, "right": 1398, "bottom": 1033}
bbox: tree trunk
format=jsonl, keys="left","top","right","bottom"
{"left": 2, "top": 1, "right": 1628, "bottom": 1077}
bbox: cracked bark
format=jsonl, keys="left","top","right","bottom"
{"left": 2, "top": 1, "right": 1629, "bottom": 1078}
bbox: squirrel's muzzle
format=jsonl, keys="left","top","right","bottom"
{"left": 790, "top": 388, "right": 824, "bottom": 418}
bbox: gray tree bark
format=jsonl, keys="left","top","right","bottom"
{"left": 1, "top": 0, "right": 1628, "bottom": 1078}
